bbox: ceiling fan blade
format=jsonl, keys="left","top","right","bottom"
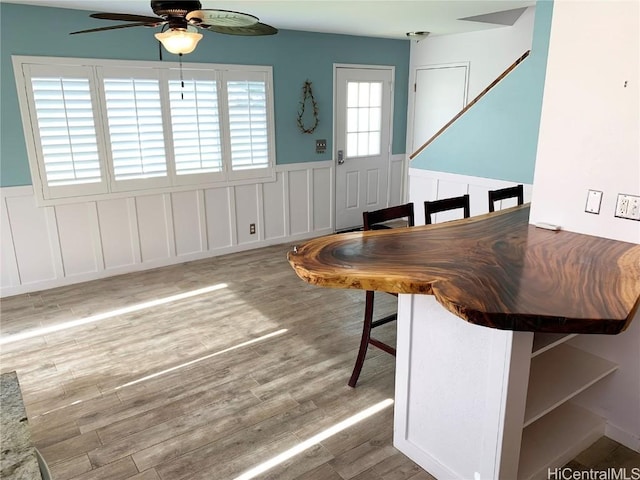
{"left": 90, "top": 12, "right": 165, "bottom": 23}
{"left": 187, "top": 9, "right": 258, "bottom": 27}
{"left": 70, "top": 22, "right": 162, "bottom": 35}
{"left": 204, "top": 22, "right": 278, "bottom": 36}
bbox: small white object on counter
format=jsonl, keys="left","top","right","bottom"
{"left": 535, "top": 222, "right": 561, "bottom": 231}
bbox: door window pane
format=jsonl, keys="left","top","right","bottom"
{"left": 347, "top": 82, "right": 359, "bottom": 108}
{"left": 369, "top": 83, "right": 382, "bottom": 107}
{"left": 346, "top": 81, "right": 382, "bottom": 157}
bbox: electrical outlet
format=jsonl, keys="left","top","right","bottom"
{"left": 249, "top": 223, "right": 256, "bottom": 234}
{"left": 615, "top": 194, "right": 640, "bottom": 221}
{"left": 631, "top": 198, "right": 640, "bottom": 219}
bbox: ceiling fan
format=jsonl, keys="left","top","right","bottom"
{"left": 70, "top": 0, "right": 278, "bottom": 55}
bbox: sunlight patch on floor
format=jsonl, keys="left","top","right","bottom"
{"left": 35, "top": 327, "right": 288, "bottom": 417}
{"left": 0, "top": 283, "right": 228, "bottom": 345}
{"left": 233, "top": 398, "right": 395, "bottom": 480}
{"left": 115, "top": 328, "right": 288, "bottom": 389}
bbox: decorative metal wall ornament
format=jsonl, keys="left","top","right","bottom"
{"left": 297, "top": 80, "right": 319, "bottom": 134}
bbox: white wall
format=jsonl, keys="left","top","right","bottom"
{"left": 406, "top": 6, "right": 535, "bottom": 154}
{"left": 0, "top": 155, "right": 406, "bottom": 298}
{"left": 409, "top": 6, "right": 535, "bottom": 98}
{"left": 529, "top": 0, "right": 640, "bottom": 244}
{"left": 0, "top": 163, "right": 334, "bottom": 297}
{"left": 529, "top": 0, "right": 640, "bottom": 451}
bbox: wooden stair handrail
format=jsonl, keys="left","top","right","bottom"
{"left": 409, "top": 50, "right": 531, "bottom": 160}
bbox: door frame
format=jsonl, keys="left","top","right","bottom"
{"left": 407, "top": 61, "right": 470, "bottom": 157}
{"left": 333, "top": 63, "right": 396, "bottom": 231}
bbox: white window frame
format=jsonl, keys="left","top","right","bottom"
{"left": 19, "top": 63, "right": 111, "bottom": 200}
{"left": 164, "top": 67, "right": 226, "bottom": 186}
{"left": 223, "top": 69, "right": 274, "bottom": 182}
{"left": 97, "top": 65, "right": 171, "bottom": 193}
{"left": 13, "top": 56, "right": 276, "bottom": 206}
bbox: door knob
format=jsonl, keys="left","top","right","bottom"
{"left": 337, "top": 149, "right": 344, "bottom": 165}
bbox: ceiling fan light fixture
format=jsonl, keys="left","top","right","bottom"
{"left": 155, "top": 27, "right": 203, "bottom": 54}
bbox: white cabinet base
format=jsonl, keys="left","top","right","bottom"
{"left": 393, "top": 294, "right": 533, "bottom": 479}
{"left": 393, "top": 294, "right": 619, "bottom": 479}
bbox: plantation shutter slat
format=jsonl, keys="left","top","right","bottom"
{"left": 169, "top": 79, "right": 222, "bottom": 175}
{"left": 31, "top": 76, "right": 102, "bottom": 186}
{"left": 103, "top": 77, "right": 167, "bottom": 181}
{"left": 227, "top": 80, "right": 269, "bottom": 171}
{"left": 18, "top": 58, "right": 275, "bottom": 202}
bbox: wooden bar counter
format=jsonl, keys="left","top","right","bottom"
{"left": 288, "top": 205, "right": 640, "bottom": 335}
{"left": 287, "top": 205, "right": 640, "bottom": 479}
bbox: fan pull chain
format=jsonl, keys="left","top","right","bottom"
{"left": 179, "top": 53, "right": 184, "bottom": 100}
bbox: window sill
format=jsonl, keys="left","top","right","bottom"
{"left": 34, "top": 171, "right": 276, "bottom": 207}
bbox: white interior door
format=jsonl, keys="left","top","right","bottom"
{"left": 411, "top": 64, "right": 468, "bottom": 153}
{"left": 335, "top": 66, "right": 393, "bottom": 231}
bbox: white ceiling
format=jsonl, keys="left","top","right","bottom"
{"left": 3, "top": 0, "right": 535, "bottom": 40}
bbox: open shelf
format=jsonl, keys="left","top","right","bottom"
{"left": 519, "top": 402, "right": 604, "bottom": 480}
{"left": 531, "top": 333, "right": 578, "bottom": 358}
{"left": 524, "top": 343, "right": 618, "bottom": 427}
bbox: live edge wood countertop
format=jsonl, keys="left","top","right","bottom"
{"left": 287, "top": 205, "right": 640, "bottom": 334}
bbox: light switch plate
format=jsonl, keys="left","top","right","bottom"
{"left": 585, "top": 189, "right": 603, "bottom": 214}
{"left": 315, "top": 139, "right": 327, "bottom": 154}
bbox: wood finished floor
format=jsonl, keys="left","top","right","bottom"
{"left": 1, "top": 243, "right": 638, "bottom": 480}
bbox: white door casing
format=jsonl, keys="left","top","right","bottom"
{"left": 334, "top": 65, "right": 394, "bottom": 231}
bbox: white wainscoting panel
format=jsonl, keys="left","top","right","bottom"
{"left": 263, "top": 172, "right": 285, "bottom": 240}
{"left": 409, "top": 168, "right": 533, "bottom": 226}
{"left": 313, "top": 167, "right": 332, "bottom": 231}
{"left": 4, "top": 190, "right": 57, "bottom": 286}
{"left": 135, "top": 194, "right": 173, "bottom": 263}
{"left": 288, "top": 169, "right": 310, "bottom": 236}
{"left": 1, "top": 192, "right": 21, "bottom": 288}
{"left": 171, "top": 190, "right": 204, "bottom": 257}
{"left": 97, "top": 198, "right": 136, "bottom": 270}
{"left": 0, "top": 161, "right": 341, "bottom": 297}
{"left": 389, "top": 154, "right": 406, "bottom": 206}
{"left": 204, "top": 187, "right": 233, "bottom": 250}
{"left": 234, "top": 184, "right": 260, "bottom": 246}
{"left": 55, "top": 203, "right": 101, "bottom": 277}
{"left": 0, "top": 160, "right": 408, "bottom": 296}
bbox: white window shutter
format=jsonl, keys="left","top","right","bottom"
{"left": 226, "top": 78, "right": 269, "bottom": 171}
{"left": 30, "top": 77, "right": 101, "bottom": 186}
{"left": 103, "top": 76, "right": 167, "bottom": 181}
{"left": 15, "top": 57, "right": 276, "bottom": 204}
{"left": 169, "top": 79, "right": 223, "bottom": 175}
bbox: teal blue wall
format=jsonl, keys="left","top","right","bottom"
{"left": 0, "top": 3, "right": 409, "bottom": 187}
{"left": 411, "top": 0, "right": 553, "bottom": 183}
